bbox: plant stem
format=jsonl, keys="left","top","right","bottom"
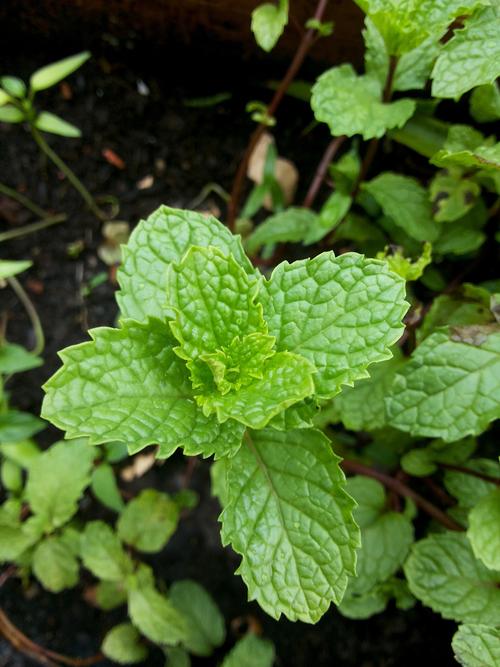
{"left": 0, "top": 608, "right": 103, "bottom": 667}
{"left": 7, "top": 276, "right": 45, "bottom": 356}
{"left": 227, "top": 0, "right": 331, "bottom": 229}
{"left": 439, "top": 463, "right": 500, "bottom": 486}
{"left": 0, "top": 214, "right": 66, "bottom": 242}
{"left": 30, "top": 126, "right": 105, "bottom": 221}
{"left": 341, "top": 458, "right": 464, "bottom": 532}
{"left": 302, "top": 135, "right": 346, "bottom": 208}
{"left": 0, "top": 182, "right": 49, "bottom": 219}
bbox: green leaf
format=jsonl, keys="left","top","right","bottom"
{"left": 251, "top": 0, "right": 288, "bottom": 52}
{"left": 221, "top": 428, "right": 359, "bottom": 623}
{"left": 363, "top": 173, "right": 438, "bottom": 242}
{"left": 0, "top": 259, "right": 32, "bottom": 279}
{"left": 260, "top": 251, "right": 408, "bottom": 399}
{"left": 444, "top": 458, "right": 500, "bottom": 508}
{"left": 170, "top": 580, "right": 226, "bottom": 656}
{"left": 221, "top": 634, "right": 275, "bottom": 667}
{"left": 0, "top": 509, "right": 35, "bottom": 562}
{"left": 341, "top": 477, "right": 413, "bottom": 607}
{"left": 102, "top": 623, "right": 148, "bottom": 665}
{"left": 0, "top": 88, "right": 10, "bottom": 106}
{"left": 332, "top": 350, "right": 404, "bottom": 431}
{"left": 0, "top": 343, "right": 42, "bottom": 374}
{"left": 453, "top": 624, "right": 500, "bottom": 667}
{"left": 245, "top": 208, "right": 318, "bottom": 254}
{"left": 117, "top": 489, "right": 179, "bottom": 553}
{"left": 1, "top": 459, "right": 22, "bottom": 492}
{"left": 376, "top": 242, "right": 433, "bottom": 281}
{"left": 430, "top": 172, "right": 480, "bottom": 223}
{"left": 80, "top": 520, "right": 133, "bottom": 581}
{"left": 95, "top": 580, "right": 128, "bottom": 610}
{"left": 32, "top": 536, "right": 79, "bottom": 592}
{"left": 128, "top": 586, "right": 188, "bottom": 646}
{"left": 401, "top": 437, "right": 477, "bottom": 476}
{"left": 0, "top": 76, "right": 26, "bottom": 98}
{"left": 164, "top": 647, "right": 191, "bottom": 667}
{"left": 0, "top": 105, "right": 25, "bottom": 123}
{"left": 431, "top": 125, "right": 500, "bottom": 172}
{"left": 467, "top": 488, "right": 500, "bottom": 570}
{"left": 42, "top": 318, "right": 244, "bottom": 460}
{"left": 470, "top": 83, "right": 500, "bottom": 123}
{"left": 0, "top": 410, "right": 44, "bottom": 442}
{"left": 404, "top": 532, "right": 500, "bottom": 624}
{"left": 433, "top": 202, "right": 487, "bottom": 256}
{"left": 338, "top": 577, "right": 414, "bottom": 619}
{"left": 91, "top": 463, "right": 124, "bottom": 513}
{"left": 117, "top": 206, "right": 254, "bottom": 321}
{"left": 311, "top": 64, "right": 415, "bottom": 140}
{"left": 386, "top": 326, "right": 500, "bottom": 441}
{"left": 34, "top": 111, "right": 81, "bottom": 137}
{"left": 0, "top": 439, "right": 41, "bottom": 468}
{"left": 25, "top": 440, "right": 93, "bottom": 529}
{"left": 30, "top": 51, "right": 91, "bottom": 91}
{"left": 431, "top": 7, "right": 500, "bottom": 99}
{"left": 304, "top": 191, "right": 352, "bottom": 245}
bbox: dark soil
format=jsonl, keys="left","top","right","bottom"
{"left": 0, "top": 32, "right": 459, "bottom": 667}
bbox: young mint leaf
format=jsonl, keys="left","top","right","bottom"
{"left": 260, "top": 251, "right": 408, "bottom": 399}
{"left": 170, "top": 580, "right": 226, "bottom": 656}
{"left": 0, "top": 508, "right": 36, "bottom": 563}
{"left": 128, "top": 585, "right": 188, "bottom": 646}
{"left": 25, "top": 440, "right": 94, "bottom": 530}
{"left": 80, "top": 520, "right": 134, "bottom": 581}
{"left": 42, "top": 318, "right": 244, "bottom": 460}
{"left": 432, "top": 202, "right": 487, "bottom": 256}
{"left": 430, "top": 172, "right": 480, "bottom": 223}
{"left": 117, "top": 489, "right": 179, "bottom": 553}
{"left": 221, "top": 428, "right": 359, "bottom": 623}
{"left": 117, "top": 206, "right": 254, "bottom": 321}
{"left": 0, "top": 410, "right": 45, "bottom": 442}
{"left": 404, "top": 532, "right": 500, "bottom": 624}
{"left": 332, "top": 351, "right": 404, "bottom": 432}
{"left": 386, "top": 327, "right": 500, "bottom": 441}
{"left": 431, "top": 7, "right": 500, "bottom": 99}
{"left": 221, "top": 634, "right": 275, "bottom": 667}
{"left": 164, "top": 647, "right": 191, "bottom": 667}
{"left": 401, "top": 437, "right": 477, "bottom": 477}
{"left": 431, "top": 125, "right": 500, "bottom": 171}
{"left": 91, "top": 463, "right": 125, "bottom": 513}
{"left": 363, "top": 173, "right": 439, "bottom": 242}
{"left": 377, "top": 243, "right": 432, "bottom": 281}
{"left": 267, "top": 398, "right": 317, "bottom": 431}
{"left": 311, "top": 64, "right": 415, "bottom": 140}
{"left": 467, "top": 488, "right": 500, "bottom": 571}
{"left": 251, "top": 0, "right": 288, "bottom": 52}
{"left": 245, "top": 208, "right": 318, "bottom": 254}
{"left": 32, "top": 536, "right": 79, "bottom": 593}
{"left": 453, "top": 624, "right": 500, "bottom": 667}
{"left": 444, "top": 459, "right": 500, "bottom": 508}
{"left": 470, "top": 83, "right": 500, "bottom": 122}
{"left": 95, "top": 580, "right": 128, "bottom": 611}
{"left": 29, "top": 51, "right": 90, "bottom": 92}
{"left": 102, "top": 623, "right": 148, "bottom": 665}
{"left": 304, "top": 191, "right": 352, "bottom": 245}
{"left": 168, "top": 246, "right": 265, "bottom": 361}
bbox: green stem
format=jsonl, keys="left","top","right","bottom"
{"left": 30, "top": 126, "right": 105, "bottom": 221}
{"left": 0, "top": 214, "right": 66, "bottom": 243}
{"left": 7, "top": 276, "right": 45, "bottom": 356}
{"left": 0, "top": 182, "right": 48, "bottom": 219}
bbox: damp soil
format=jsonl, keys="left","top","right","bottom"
{"left": 0, "top": 37, "right": 461, "bottom": 667}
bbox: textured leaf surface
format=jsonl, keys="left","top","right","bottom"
{"left": 117, "top": 206, "right": 254, "bottom": 321}
{"left": 102, "top": 623, "right": 148, "bottom": 665}
{"left": 431, "top": 125, "right": 500, "bottom": 172}
{"left": 251, "top": 0, "right": 288, "bottom": 52}
{"left": 453, "top": 624, "right": 500, "bottom": 667}
{"left": 467, "top": 488, "right": 500, "bottom": 570}
{"left": 260, "top": 251, "right": 407, "bottom": 399}
{"left": 32, "top": 536, "right": 79, "bottom": 592}
{"left": 444, "top": 459, "right": 500, "bottom": 508}
{"left": 363, "top": 173, "right": 438, "bottom": 242}
{"left": 245, "top": 208, "right": 318, "bottom": 254}
{"left": 42, "top": 318, "right": 244, "bottom": 459}
{"left": 25, "top": 441, "right": 93, "bottom": 530}
{"left": 170, "top": 580, "right": 226, "bottom": 656}
{"left": 404, "top": 532, "right": 500, "bottom": 624}
{"left": 387, "top": 327, "right": 500, "bottom": 441}
{"left": 311, "top": 64, "right": 415, "bottom": 140}
{"left": 117, "top": 490, "right": 179, "bottom": 553}
{"left": 221, "top": 428, "right": 359, "bottom": 623}
{"left": 332, "top": 351, "right": 403, "bottom": 431}
{"left": 128, "top": 586, "right": 188, "bottom": 645}
{"left": 221, "top": 634, "right": 275, "bottom": 667}
{"left": 80, "top": 521, "right": 133, "bottom": 582}
{"left": 431, "top": 7, "right": 500, "bottom": 99}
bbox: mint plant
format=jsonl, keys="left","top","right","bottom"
{"left": 41, "top": 205, "right": 408, "bottom": 622}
